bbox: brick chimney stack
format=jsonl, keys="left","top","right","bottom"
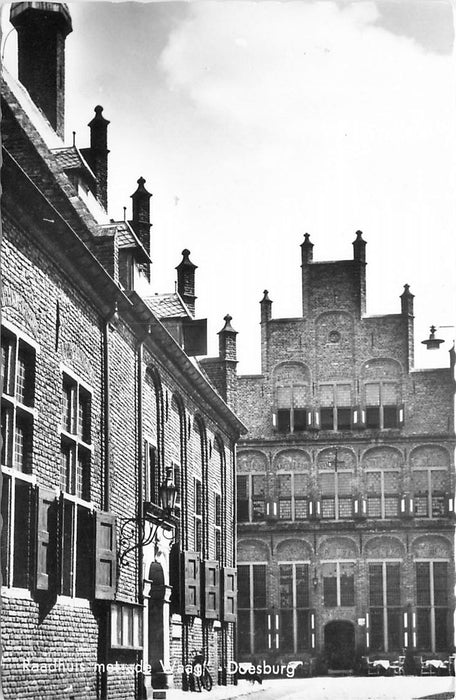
{"left": 87, "top": 106, "right": 110, "bottom": 210}
{"left": 301, "top": 233, "right": 313, "bottom": 317}
{"left": 352, "top": 230, "right": 367, "bottom": 317}
{"left": 130, "top": 177, "right": 152, "bottom": 279}
{"left": 10, "top": 2, "right": 73, "bottom": 139}
{"left": 260, "top": 290, "right": 272, "bottom": 374}
{"left": 219, "top": 314, "right": 237, "bottom": 362}
{"left": 176, "top": 249, "right": 197, "bottom": 316}
{"left": 400, "top": 284, "right": 415, "bottom": 371}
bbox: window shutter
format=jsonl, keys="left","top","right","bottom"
{"left": 183, "top": 550, "right": 201, "bottom": 616}
{"left": 35, "top": 486, "right": 57, "bottom": 591}
{"left": 222, "top": 567, "right": 237, "bottom": 623}
{"left": 353, "top": 496, "right": 367, "bottom": 519}
{"left": 397, "top": 403, "right": 405, "bottom": 427}
{"left": 309, "top": 498, "right": 321, "bottom": 520}
{"left": 265, "top": 499, "right": 278, "bottom": 520}
{"left": 203, "top": 560, "right": 220, "bottom": 620}
{"left": 400, "top": 494, "right": 414, "bottom": 518}
{"left": 352, "top": 406, "right": 365, "bottom": 428}
{"left": 94, "top": 511, "right": 117, "bottom": 600}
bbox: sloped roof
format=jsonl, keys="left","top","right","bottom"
{"left": 52, "top": 145, "right": 97, "bottom": 186}
{"left": 143, "top": 293, "right": 191, "bottom": 319}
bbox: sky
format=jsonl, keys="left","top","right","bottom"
{"left": 2, "top": 0, "right": 456, "bottom": 373}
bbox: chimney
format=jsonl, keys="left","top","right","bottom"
{"left": 219, "top": 314, "right": 237, "bottom": 362}
{"left": 131, "top": 177, "right": 152, "bottom": 250}
{"left": 400, "top": 284, "right": 414, "bottom": 371}
{"left": 130, "top": 177, "right": 152, "bottom": 280}
{"left": 301, "top": 233, "right": 313, "bottom": 317}
{"left": 176, "top": 249, "right": 197, "bottom": 316}
{"left": 260, "top": 290, "right": 272, "bottom": 374}
{"left": 87, "top": 106, "right": 110, "bottom": 210}
{"left": 352, "top": 230, "right": 367, "bottom": 317}
{"left": 10, "top": 2, "right": 73, "bottom": 139}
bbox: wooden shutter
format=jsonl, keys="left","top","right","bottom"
{"left": 222, "top": 566, "right": 237, "bottom": 623}
{"left": 183, "top": 550, "right": 201, "bottom": 616}
{"left": 35, "top": 486, "right": 56, "bottom": 591}
{"left": 94, "top": 511, "right": 117, "bottom": 600}
{"left": 169, "top": 542, "right": 181, "bottom": 613}
{"left": 203, "top": 560, "right": 220, "bottom": 620}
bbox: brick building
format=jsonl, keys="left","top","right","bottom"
{"left": 235, "top": 232, "right": 456, "bottom": 672}
{"left": 1, "top": 4, "right": 244, "bottom": 699}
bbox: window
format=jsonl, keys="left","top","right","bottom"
{"left": 416, "top": 561, "right": 448, "bottom": 652}
{"left": 144, "top": 441, "right": 158, "bottom": 503}
{"left": 318, "top": 453, "right": 353, "bottom": 520}
{"left": 111, "top": 603, "right": 143, "bottom": 649}
{"left": 214, "top": 493, "right": 221, "bottom": 561}
{"left": 279, "top": 563, "right": 311, "bottom": 652}
{"left": 1, "top": 471, "right": 34, "bottom": 588}
{"left": 275, "top": 371, "right": 309, "bottom": 434}
{"left": 194, "top": 478, "right": 202, "bottom": 552}
{"left": 277, "top": 473, "right": 309, "bottom": 520}
{"left": 368, "top": 563, "right": 402, "bottom": 652}
{"left": 237, "top": 564, "right": 268, "bottom": 655}
{"left": 60, "top": 500, "right": 93, "bottom": 598}
{"left": 319, "top": 383, "right": 352, "bottom": 431}
{"left": 1, "top": 328, "right": 35, "bottom": 472}
{"left": 412, "top": 469, "right": 447, "bottom": 518}
{"left": 322, "top": 562, "right": 355, "bottom": 607}
{"left": 1, "top": 327, "right": 36, "bottom": 589}
{"left": 172, "top": 462, "right": 181, "bottom": 514}
{"left": 237, "top": 473, "right": 266, "bottom": 523}
{"left": 366, "top": 470, "right": 399, "bottom": 519}
{"left": 365, "top": 382, "right": 401, "bottom": 429}
{"left": 60, "top": 373, "right": 91, "bottom": 500}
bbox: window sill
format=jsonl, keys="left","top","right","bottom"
{"left": 1, "top": 586, "right": 33, "bottom": 599}
{"left": 56, "top": 595, "right": 91, "bottom": 608}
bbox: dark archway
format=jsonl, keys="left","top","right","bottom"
{"left": 148, "top": 562, "right": 166, "bottom": 688}
{"left": 324, "top": 621, "right": 355, "bottom": 670}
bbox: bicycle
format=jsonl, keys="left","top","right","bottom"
{"left": 189, "top": 649, "right": 213, "bottom": 692}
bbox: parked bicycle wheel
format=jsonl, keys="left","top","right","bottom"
{"left": 202, "top": 670, "right": 213, "bottom": 691}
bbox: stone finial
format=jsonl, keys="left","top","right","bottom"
{"left": 219, "top": 314, "right": 237, "bottom": 335}
{"left": 88, "top": 105, "right": 110, "bottom": 149}
{"left": 353, "top": 230, "right": 366, "bottom": 262}
{"left": 260, "top": 290, "right": 272, "bottom": 304}
{"left": 176, "top": 250, "right": 197, "bottom": 316}
{"left": 176, "top": 249, "right": 197, "bottom": 272}
{"left": 400, "top": 283, "right": 414, "bottom": 316}
{"left": 301, "top": 233, "right": 314, "bottom": 264}
{"left": 218, "top": 315, "right": 237, "bottom": 361}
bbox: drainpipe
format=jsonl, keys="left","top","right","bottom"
{"left": 137, "top": 340, "right": 145, "bottom": 699}
{"left": 103, "top": 319, "right": 111, "bottom": 512}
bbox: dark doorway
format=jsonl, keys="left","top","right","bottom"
{"left": 324, "top": 621, "right": 355, "bottom": 670}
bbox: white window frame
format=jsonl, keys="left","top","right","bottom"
{"left": 321, "top": 559, "right": 356, "bottom": 607}
{"left": 319, "top": 468, "right": 354, "bottom": 520}
{"left": 318, "top": 382, "right": 352, "bottom": 431}
{"left": 278, "top": 560, "right": 311, "bottom": 653}
{"left": 238, "top": 561, "right": 269, "bottom": 655}
{"left": 415, "top": 558, "right": 450, "bottom": 652}
{"left": 366, "top": 469, "right": 400, "bottom": 519}
{"left": 412, "top": 467, "right": 448, "bottom": 519}
{"left": 367, "top": 559, "right": 402, "bottom": 652}
{"left": 276, "top": 471, "right": 309, "bottom": 521}
{"left": 59, "top": 365, "right": 93, "bottom": 500}
{"left": 1, "top": 466, "right": 36, "bottom": 590}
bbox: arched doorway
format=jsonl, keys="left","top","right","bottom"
{"left": 324, "top": 621, "right": 355, "bottom": 670}
{"left": 148, "top": 562, "right": 167, "bottom": 688}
